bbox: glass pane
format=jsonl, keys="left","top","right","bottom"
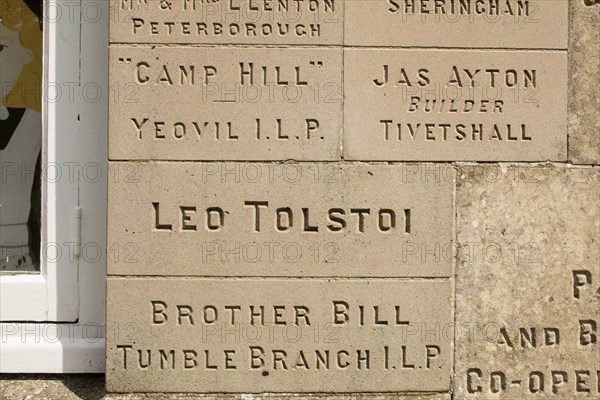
{"left": 0, "top": 0, "right": 43, "bottom": 273}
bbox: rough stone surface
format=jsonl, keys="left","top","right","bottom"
{"left": 0, "top": 375, "right": 450, "bottom": 399}
{"left": 109, "top": 47, "right": 342, "bottom": 161}
{"left": 107, "top": 162, "right": 454, "bottom": 277}
{"left": 0, "top": 374, "right": 105, "bottom": 400}
{"left": 344, "top": 49, "right": 568, "bottom": 161}
{"left": 345, "top": 0, "right": 568, "bottom": 49}
{"left": 109, "top": 0, "right": 343, "bottom": 45}
{"left": 454, "top": 165, "right": 600, "bottom": 399}
{"left": 568, "top": 0, "right": 600, "bottom": 164}
{"left": 105, "top": 396, "right": 451, "bottom": 400}
{"left": 106, "top": 279, "right": 452, "bottom": 393}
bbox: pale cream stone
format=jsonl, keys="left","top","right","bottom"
{"left": 568, "top": 0, "right": 600, "bottom": 164}
{"left": 109, "top": 0, "right": 343, "bottom": 45}
{"left": 454, "top": 165, "right": 600, "bottom": 399}
{"left": 106, "top": 278, "right": 453, "bottom": 392}
{"left": 109, "top": 46, "right": 342, "bottom": 161}
{"left": 345, "top": 0, "right": 568, "bottom": 49}
{"left": 107, "top": 162, "right": 454, "bottom": 277}
{"left": 343, "top": 49, "right": 568, "bottom": 161}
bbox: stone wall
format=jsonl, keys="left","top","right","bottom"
{"left": 106, "top": 1, "right": 599, "bottom": 398}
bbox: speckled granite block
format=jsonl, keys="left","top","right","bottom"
{"left": 454, "top": 165, "right": 600, "bottom": 399}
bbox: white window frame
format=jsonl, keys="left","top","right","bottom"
{"left": 0, "top": 0, "right": 107, "bottom": 372}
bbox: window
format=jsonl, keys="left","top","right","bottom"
{"left": 0, "top": 0, "right": 107, "bottom": 372}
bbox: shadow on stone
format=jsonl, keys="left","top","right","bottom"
{"left": 0, "top": 373, "right": 105, "bottom": 400}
